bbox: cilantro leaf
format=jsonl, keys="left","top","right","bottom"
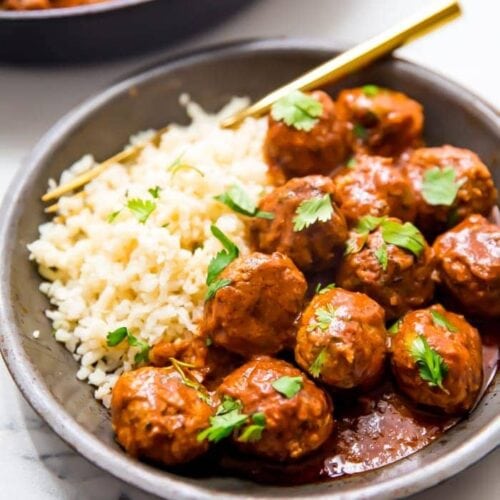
{"left": 127, "top": 198, "right": 156, "bottom": 224}
{"left": 356, "top": 215, "right": 385, "bottom": 234}
{"left": 353, "top": 123, "right": 368, "bottom": 140}
{"left": 238, "top": 412, "right": 266, "bottom": 443}
{"left": 272, "top": 376, "right": 303, "bottom": 399}
{"left": 388, "top": 319, "right": 402, "bottom": 336}
{"left": 197, "top": 396, "right": 248, "bottom": 443}
{"left": 127, "top": 334, "right": 150, "bottom": 364}
{"left": 345, "top": 233, "right": 368, "bottom": 255}
{"left": 409, "top": 335, "right": 448, "bottom": 391}
{"left": 346, "top": 156, "right": 357, "bottom": 169}
{"left": 309, "top": 304, "right": 337, "bottom": 331}
{"left": 107, "top": 210, "right": 122, "bottom": 223}
{"left": 148, "top": 186, "right": 161, "bottom": 199}
{"left": 215, "top": 184, "right": 274, "bottom": 220}
{"left": 205, "top": 278, "right": 232, "bottom": 301}
{"left": 374, "top": 242, "right": 389, "bottom": 271}
{"left": 206, "top": 225, "right": 240, "bottom": 285}
{"left": 430, "top": 310, "right": 458, "bottom": 333}
{"left": 271, "top": 90, "right": 323, "bottom": 132}
{"left": 309, "top": 348, "right": 328, "bottom": 378}
{"left": 421, "top": 166, "right": 464, "bottom": 206}
{"left": 170, "top": 357, "right": 210, "bottom": 403}
{"left": 293, "top": 193, "right": 334, "bottom": 232}
{"left": 315, "top": 282, "right": 336, "bottom": 294}
{"left": 362, "top": 84, "right": 380, "bottom": 97}
{"left": 380, "top": 220, "right": 425, "bottom": 257}
{"left": 106, "top": 326, "right": 128, "bottom": 346}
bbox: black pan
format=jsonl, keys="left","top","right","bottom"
{"left": 0, "top": 0, "right": 251, "bottom": 63}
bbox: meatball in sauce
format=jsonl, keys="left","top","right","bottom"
{"left": 433, "top": 214, "right": 500, "bottom": 318}
{"left": 404, "top": 145, "right": 497, "bottom": 237}
{"left": 336, "top": 86, "right": 423, "bottom": 157}
{"left": 295, "top": 287, "right": 387, "bottom": 390}
{"left": 390, "top": 305, "right": 483, "bottom": 414}
{"left": 111, "top": 367, "right": 213, "bottom": 466}
{"left": 264, "top": 90, "right": 349, "bottom": 180}
{"left": 250, "top": 175, "right": 348, "bottom": 272}
{"left": 214, "top": 356, "right": 334, "bottom": 461}
{"left": 201, "top": 252, "right": 307, "bottom": 356}
{"left": 331, "top": 154, "right": 416, "bottom": 226}
{"left": 336, "top": 216, "right": 435, "bottom": 320}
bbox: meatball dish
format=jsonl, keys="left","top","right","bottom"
{"left": 30, "top": 85, "right": 499, "bottom": 486}
{"left": 2, "top": 0, "right": 107, "bottom": 9}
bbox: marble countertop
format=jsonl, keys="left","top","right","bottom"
{"left": 0, "top": 0, "right": 498, "bottom": 498}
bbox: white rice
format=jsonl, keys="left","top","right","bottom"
{"left": 28, "top": 96, "right": 271, "bottom": 407}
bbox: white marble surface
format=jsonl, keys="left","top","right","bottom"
{"left": 0, "top": 0, "right": 498, "bottom": 498}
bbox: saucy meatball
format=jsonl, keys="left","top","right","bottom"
{"left": 111, "top": 367, "right": 213, "bottom": 465}
{"left": 391, "top": 305, "right": 483, "bottom": 414}
{"left": 214, "top": 356, "right": 334, "bottom": 461}
{"left": 331, "top": 154, "right": 416, "bottom": 226}
{"left": 264, "top": 90, "right": 349, "bottom": 179}
{"left": 149, "top": 333, "right": 207, "bottom": 369}
{"left": 295, "top": 288, "right": 387, "bottom": 389}
{"left": 250, "top": 176, "right": 348, "bottom": 272}
{"left": 201, "top": 252, "right": 307, "bottom": 356}
{"left": 336, "top": 86, "right": 423, "bottom": 157}
{"left": 336, "top": 217, "right": 435, "bottom": 320}
{"left": 404, "top": 146, "right": 497, "bottom": 236}
{"left": 433, "top": 214, "right": 500, "bottom": 318}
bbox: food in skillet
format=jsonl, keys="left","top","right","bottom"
{"left": 336, "top": 216, "right": 435, "bottom": 320}
{"left": 2, "top": 0, "right": 106, "bottom": 9}
{"left": 29, "top": 86, "right": 498, "bottom": 484}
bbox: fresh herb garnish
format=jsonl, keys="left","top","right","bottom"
{"left": 215, "top": 185, "right": 274, "bottom": 219}
{"left": 409, "top": 335, "right": 448, "bottom": 391}
{"left": 107, "top": 210, "right": 122, "bottom": 223}
{"left": 362, "top": 84, "right": 380, "bottom": 97}
{"left": 356, "top": 215, "right": 385, "bottom": 234}
{"left": 308, "top": 304, "right": 337, "bottom": 332}
{"left": 167, "top": 152, "right": 203, "bottom": 177}
{"left": 353, "top": 123, "right": 368, "bottom": 140}
{"left": 421, "top": 166, "right": 464, "bottom": 206}
{"left": 148, "top": 186, "right": 162, "bottom": 199}
{"left": 309, "top": 348, "right": 328, "bottom": 378}
{"left": 170, "top": 357, "right": 210, "bottom": 403}
{"left": 205, "top": 278, "right": 232, "bottom": 301}
{"left": 388, "top": 319, "right": 402, "bottom": 335}
{"left": 197, "top": 396, "right": 248, "bottom": 443}
{"left": 271, "top": 90, "right": 323, "bottom": 132}
{"left": 106, "top": 326, "right": 149, "bottom": 364}
{"left": 315, "top": 282, "right": 336, "bottom": 294}
{"left": 430, "top": 310, "right": 458, "bottom": 333}
{"left": 380, "top": 220, "right": 425, "bottom": 257}
{"left": 206, "top": 225, "right": 239, "bottom": 286}
{"left": 293, "top": 193, "right": 334, "bottom": 232}
{"left": 272, "top": 376, "right": 303, "bottom": 399}
{"left": 374, "top": 242, "right": 389, "bottom": 270}
{"left": 127, "top": 198, "right": 156, "bottom": 224}
{"left": 237, "top": 412, "right": 266, "bottom": 443}
{"left": 346, "top": 156, "right": 357, "bottom": 169}
{"left": 205, "top": 337, "right": 213, "bottom": 347}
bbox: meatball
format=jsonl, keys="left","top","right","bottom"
{"left": 336, "top": 86, "right": 423, "bottom": 157}
{"left": 433, "top": 214, "right": 500, "bottom": 318}
{"left": 391, "top": 305, "right": 483, "bottom": 414}
{"left": 250, "top": 176, "right": 348, "bottom": 272}
{"left": 336, "top": 217, "right": 435, "bottom": 320}
{"left": 201, "top": 252, "right": 307, "bottom": 357}
{"left": 331, "top": 154, "right": 416, "bottom": 226}
{"left": 264, "top": 90, "right": 349, "bottom": 179}
{"left": 214, "top": 356, "right": 334, "bottom": 461}
{"left": 295, "top": 288, "right": 387, "bottom": 389}
{"left": 111, "top": 367, "right": 213, "bottom": 465}
{"left": 149, "top": 333, "right": 207, "bottom": 369}
{"left": 404, "top": 146, "right": 497, "bottom": 236}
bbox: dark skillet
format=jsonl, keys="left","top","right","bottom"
{"left": 0, "top": 0, "right": 251, "bottom": 63}
{"left": 0, "top": 39, "right": 498, "bottom": 499}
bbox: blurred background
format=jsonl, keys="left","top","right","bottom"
{"left": 0, "top": 0, "right": 498, "bottom": 499}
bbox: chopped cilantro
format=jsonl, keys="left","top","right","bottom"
{"left": 106, "top": 326, "right": 128, "bottom": 346}
{"left": 315, "top": 282, "right": 336, "bottom": 294}
{"left": 309, "top": 348, "right": 328, "bottom": 378}
{"left": 409, "top": 335, "right": 448, "bottom": 391}
{"left": 380, "top": 220, "right": 425, "bottom": 258}
{"left": 346, "top": 156, "right": 357, "bottom": 169}
{"left": 421, "top": 166, "right": 465, "bottom": 206}
{"left": 237, "top": 412, "right": 266, "bottom": 443}
{"left": 309, "top": 304, "right": 337, "bottom": 331}
{"left": 205, "top": 278, "right": 232, "bottom": 301}
{"left": 215, "top": 184, "right": 274, "bottom": 219}
{"left": 293, "top": 193, "right": 334, "bottom": 231}
{"left": 206, "top": 225, "right": 239, "bottom": 285}
{"left": 374, "top": 242, "right": 389, "bottom": 271}
{"left": 362, "top": 84, "right": 380, "bottom": 97}
{"left": 127, "top": 198, "right": 156, "bottom": 224}
{"left": 271, "top": 90, "right": 323, "bottom": 132}
{"left": 353, "top": 123, "right": 368, "bottom": 140}
{"left": 388, "top": 319, "right": 402, "bottom": 335}
{"left": 106, "top": 326, "right": 149, "bottom": 364}
{"left": 272, "top": 376, "right": 303, "bottom": 399}
{"left": 148, "top": 186, "right": 161, "bottom": 199}
{"left": 107, "top": 210, "right": 122, "bottom": 223}
{"left": 430, "top": 309, "right": 458, "bottom": 333}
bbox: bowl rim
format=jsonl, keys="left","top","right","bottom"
{"left": 0, "top": 38, "right": 499, "bottom": 500}
{"left": 0, "top": 0, "right": 153, "bottom": 20}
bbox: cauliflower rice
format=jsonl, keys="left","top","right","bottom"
{"left": 28, "top": 97, "right": 271, "bottom": 407}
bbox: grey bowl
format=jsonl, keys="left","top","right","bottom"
{"left": 0, "top": 39, "right": 498, "bottom": 499}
